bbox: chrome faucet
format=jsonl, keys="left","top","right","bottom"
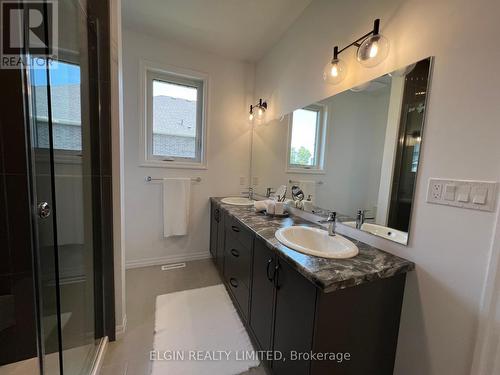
{"left": 319, "top": 211, "right": 337, "bottom": 236}
{"left": 356, "top": 209, "right": 374, "bottom": 229}
{"left": 265, "top": 187, "right": 275, "bottom": 198}
{"left": 241, "top": 187, "right": 254, "bottom": 200}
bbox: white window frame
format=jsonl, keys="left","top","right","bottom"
{"left": 286, "top": 104, "right": 327, "bottom": 174}
{"left": 139, "top": 60, "right": 208, "bottom": 169}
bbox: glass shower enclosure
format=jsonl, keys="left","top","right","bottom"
{"left": 0, "top": 0, "right": 112, "bottom": 374}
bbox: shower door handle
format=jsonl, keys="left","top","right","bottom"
{"left": 37, "top": 202, "right": 51, "bottom": 219}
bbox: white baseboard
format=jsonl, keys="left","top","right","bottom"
{"left": 125, "top": 251, "right": 211, "bottom": 269}
{"left": 91, "top": 336, "right": 108, "bottom": 375}
{"left": 115, "top": 314, "right": 127, "bottom": 339}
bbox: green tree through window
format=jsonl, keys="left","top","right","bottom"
{"left": 290, "top": 146, "right": 313, "bottom": 165}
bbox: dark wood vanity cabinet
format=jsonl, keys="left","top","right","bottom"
{"left": 250, "top": 239, "right": 317, "bottom": 374}
{"left": 211, "top": 204, "right": 407, "bottom": 375}
{"left": 223, "top": 214, "right": 254, "bottom": 320}
{"left": 273, "top": 255, "right": 317, "bottom": 375}
{"left": 249, "top": 237, "right": 406, "bottom": 375}
{"left": 249, "top": 238, "right": 275, "bottom": 353}
{"left": 209, "top": 202, "right": 225, "bottom": 273}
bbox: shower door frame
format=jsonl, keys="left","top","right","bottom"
{"left": 18, "top": 0, "right": 115, "bottom": 373}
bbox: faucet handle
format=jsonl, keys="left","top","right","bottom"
{"left": 266, "top": 187, "right": 275, "bottom": 198}
{"left": 241, "top": 187, "right": 254, "bottom": 197}
{"left": 327, "top": 211, "right": 337, "bottom": 221}
{"left": 357, "top": 208, "right": 371, "bottom": 215}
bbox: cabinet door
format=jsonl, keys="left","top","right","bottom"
{"left": 216, "top": 209, "right": 225, "bottom": 272}
{"left": 273, "top": 258, "right": 317, "bottom": 375}
{"left": 224, "top": 230, "right": 252, "bottom": 320}
{"left": 209, "top": 203, "right": 219, "bottom": 259}
{"left": 249, "top": 239, "right": 276, "bottom": 352}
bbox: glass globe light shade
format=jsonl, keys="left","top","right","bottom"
{"left": 323, "top": 58, "right": 347, "bottom": 85}
{"left": 357, "top": 34, "right": 390, "bottom": 67}
{"left": 256, "top": 107, "right": 264, "bottom": 119}
{"left": 248, "top": 112, "right": 254, "bottom": 121}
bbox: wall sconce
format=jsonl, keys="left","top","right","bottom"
{"left": 323, "top": 19, "right": 390, "bottom": 85}
{"left": 249, "top": 98, "right": 268, "bottom": 121}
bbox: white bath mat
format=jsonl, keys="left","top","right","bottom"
{"left": 151, "top": 284, "right": 259, "bottom": 375}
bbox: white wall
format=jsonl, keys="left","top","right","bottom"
{"left": 254, "top": 0, "right": 500, "bottom": 374}
{"left": 122, "top": 28, "right": 254, "bottom": 267}
{"left": 110, "top": 0, "right": 126, "bottom": 335}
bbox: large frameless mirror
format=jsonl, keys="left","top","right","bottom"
{"left": 251, "top": 57, "right": 433, "bottom": 245}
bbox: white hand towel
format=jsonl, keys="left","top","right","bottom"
{"left": 266, "top": 200, "right": 276, "bottom": 214}
{"left": 254, "top": 200, "right": 267, "bottom": 212}
{"left": 163, "top": 178, "right": 191, "bottom": 237}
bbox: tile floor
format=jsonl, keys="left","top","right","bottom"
{"left": 100, "top": 259, "right": 266, "bottom": 375}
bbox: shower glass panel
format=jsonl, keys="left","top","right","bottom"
{"left": 25, "top": 0, "right": 102, "bottom": 373}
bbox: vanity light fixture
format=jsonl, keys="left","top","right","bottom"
{"left": 323, "top": 19, "right": 390, "bottom": 85}
{"left": 249, "top": 98, "right": 268, "bottom": 121}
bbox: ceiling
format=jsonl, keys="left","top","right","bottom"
{"left": 121, "top": 0, "right": 313, "bottom": 62}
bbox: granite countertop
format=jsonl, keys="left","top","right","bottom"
{"left": 211, "top": 197, "right": 415, "bottom": 293}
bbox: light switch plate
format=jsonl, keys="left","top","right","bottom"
{"left": 457, "top": 185, "right": 471, "bottom": 202}
{"left": 443, "top": 184, "right": 456, "bottom": 201}
{"left": 427, "top": 178, "right": 498, "bottom": 212}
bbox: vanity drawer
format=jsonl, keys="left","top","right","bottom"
{"left": 224, "top": 231, "right": 252, "bottom": 288}
{"left": 225, "top": 215, "right": 253, "bottom": 250}
{"left": 226, "top": 274, "right": 249, "bottom": 320}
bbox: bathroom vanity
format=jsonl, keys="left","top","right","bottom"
{"left": 210, "top": 197, "right": 414, "bottom": 375}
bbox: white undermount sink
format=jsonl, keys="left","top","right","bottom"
{"left": 275, "top": 226, "right": 359, "bottom": 259}
{"left": 221, "top": 196, "right": 255, "bottom": 206}
{"left": 343, "top": 221, "right": 408, "bottom": 245}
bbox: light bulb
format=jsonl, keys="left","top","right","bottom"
{"left": 323, "top": 58, "right": 347, "bottom": 85}
{"left": 357, "top": 34, "right": 389, "bottom": 67}
{"left": 369, "top": 41, "right": 379, "bottom": 58}
{"left": 331, "top": 64, "right": 339, "bottom": 77}
{"left": 257, "top": 107, "right": 264, "bottom": 118}
{"left": 249, "top": 112, "right": 254, "bottom": 121}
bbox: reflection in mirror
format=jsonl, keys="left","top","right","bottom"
{"left": 251, "top": 57, "right": 433, "bottom": 245}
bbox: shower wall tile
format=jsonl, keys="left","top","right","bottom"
{"left": 4, "top": 174, "right": 33, "bottom": 275}
{"left": 0, "top": 174, "right": 10, "bottom": 276}
{"left": 0, "top": 273, "right": 37, "bottom": 365}
{"left": 0, "top": 70, "right": 29, "bottom": 176}
{"left": 0, "top": 62, "right": 38, "bottom": 366}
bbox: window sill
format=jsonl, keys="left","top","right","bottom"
{"left": 139, "top": 160, "right": 207, "bottom": 170}
{"left": 286, "top": 167, "right": 326, "bottom": 175}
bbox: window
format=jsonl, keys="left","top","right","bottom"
{"left": 142, "top": 63, "right": 207, "bottom": 168}
{"left": 32, "top": 60, "right": 82, "bottom": 152}
{"left": 287, "top": 105, "right": 326, "bottom": 172}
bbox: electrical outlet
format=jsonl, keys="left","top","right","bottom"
{"left": 428, "top": 180, "right": 443, "bottom": 201}
{"left": 427, "top": 178, "right": 498, "bottom": 212}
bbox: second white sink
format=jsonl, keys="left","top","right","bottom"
{"left": 221, "top": 196, "right": 255, "bottom": 206}
{"left": 343, "top": 221, "right": 408, "bottom": 245}
{"left": 275, "top": 226, "right": 359, "bottom": 259}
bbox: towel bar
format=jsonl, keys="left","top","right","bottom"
{"left": 145, "top": 176, "right": 202, "bottom": 182}
{"left": 288, "top": 179, "right": 324, "bottom": 185}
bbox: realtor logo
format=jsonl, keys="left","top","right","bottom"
{"left": 1, "top": 0, "right": 58, "bottom": 68}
